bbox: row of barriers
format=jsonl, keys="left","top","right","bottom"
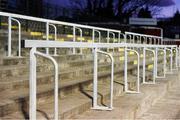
{"left": 0, "top": 12, "right": 164, "bottom": 57}
{"left": 0, "top": 12, "right": 179, "bottom": 120}
{"left": 25, "top": 40, "right": 179, "bottom": 120}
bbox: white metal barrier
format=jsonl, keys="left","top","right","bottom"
{"left": 93, "top": 48, "right": 114, "bottom": 110}
{"left": 49, "top": 23, "right": 58, "bottom": 56}
{"left": 29, "top": 48, "right": 59, "bottom": 120}
{"left": 166, "top": 48, "right": 173, "bottom": 74}
{"left": 92, "top": 29, "right": 101, "bottom": 43}
{"left": 8, "top": 16, "right": 21, "bottom": 57}
{"left": 143, "top": 48, "right": 156, "bottom": 84}
{"left": 155, "top": 48, "right": 166, "bottom": 78}
{"left": 124, "top": 47, "right": 140, "bottom": 93}
{"left": 25, "top": 40, "right": 177, "bottom": 120}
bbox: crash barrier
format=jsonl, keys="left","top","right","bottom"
{"left": 25, "top": 40, "right": 178, "bottom": 120}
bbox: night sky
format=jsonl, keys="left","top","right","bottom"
{"left": 45, "top": 0, "right": 180, "bottom": 17}
{"left": 161, "top": 0, "right": 180, "bottom": 17}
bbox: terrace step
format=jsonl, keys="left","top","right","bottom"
{"left": 138, "top": 72, "right": 180, "bottom": 119}
{"left": 71, "top": 72, "right": 179, "bottom": 119}
{"left": 1, "top": 81, "right": 124, "bottom": 119}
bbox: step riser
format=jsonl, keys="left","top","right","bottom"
{"left": 0, "top": 72, "right": 125, "bottom": 117}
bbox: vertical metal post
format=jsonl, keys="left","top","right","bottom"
{"left": 79, "top": 29, "right": 83, "bottom": 54}
{"left": 137, "top": 50, "right": 140, "bottom": 93}
{"left": 170, "top": 48, "right": 173, "bottom": 72}
{"left": 143, "top": 48, "right": 155, "bottom": 84}
{"left": 73, "top": 26, "right": 76, "bottom": 54}
{"left": 164, "top": 48, "right": 166, "bottom": 77}
{"left": 92, "top": 29, "right": 95, "bottom": 43}
{"left": 11, "top": 18, "right": 21, "bottom": 57}
{"left": 8, "top": 16, "right": 12, "bottom": 57}
{"left": 155, "top": 47, "right": 158, "bottom": 77}
{"left": 107, "top": 31, "right": 110, "bottom": 52}
{"left": 175, "top": 47, "right": 178, "bottom": 68}
{"left": 143, "top": 47, "right": 146, "bottom": 83}
{"left": 118, "top": 32, "right": 121, "bottom": 43}
{"left": 18, "top": 21, "right": 21, "bottom": 57}
{"left": 93, "top": 47, "right": 98, "bottom": 108}
{"left": 110, "top": 55, "right": 114, "bottom": 109}
{"left": 49, "top": 24, "right": 57, "bottom": 56}
{"left": 124, "top": 47, "right": 128, "bottom": 92}
{"left": 29, "top": 47, "right": 37, "bottom": 120}
{"left": 34, "top": 51, "right": 59, "bottom": 120}
{"left": 46, "top": 22, "right": 49, "bottom": 54}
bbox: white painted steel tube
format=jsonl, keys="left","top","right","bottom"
{"left": 49, "top": 24, "right": 58, "bottom": 56}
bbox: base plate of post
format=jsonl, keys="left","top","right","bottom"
{"left": 126, "top": 90, "right": 140, "bottom": 94}
{"left": 91, "top": 106, "right": 113, "bottom": 111}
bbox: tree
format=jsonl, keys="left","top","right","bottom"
{"left": 138, "top": 7, "right": 152, "bottom": 18}
{"left": 116, "top": 0, "right": 161, "bottom": 22}
{"left": 71, "top": 0, "right": 162, "bottom": 22}
{"left": 172, "top": 10, "right": 180, "bottom": 26}
{"left": 71, "top": 0, "right": 114, "bottom": 20}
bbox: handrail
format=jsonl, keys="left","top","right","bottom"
{"left": 8, "top": 17, "right": 21, "bottom": 57}
{"left": 49, "top": 23, "right": 58, "bottom": 56}
{"left": 29, "top": 48, "right": 59, "bottom": 120}
{"left": 143, "top": 48, "right": 156, "bottom": 84}
{"left": 0, "top": 12, "right": 121, "bottom": 33}
{"left": 124, "top": 48, "right": 140, "bottom": 93}
{"left": 92, "top": 48, "right": 114, "bottom": 110}
{"left": 25, "top": 40, "right": 177, "bottom": 48}
{"left": 125, "top": 31, "right": 161, "bottom": 39}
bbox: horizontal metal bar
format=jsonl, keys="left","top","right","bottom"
{"left": 125, "top": 31, "right": 162, "bottom": 39}
{"left": 25, "top": 40, "right": 177, "bottom": 48}
{"left": 0, "top": 12, "right": 120, "bottom": 33}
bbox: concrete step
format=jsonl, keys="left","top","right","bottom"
{"left": 71, "top": 72, "right": 179, "bottom": 119}
{"left": 0, "top": 53, "right": 153, "bottom": 79}
{"left": 0, "top": 81, "right": 124, "bottom": 119}
{"left": 0, "top": 69, "right": 128, "bottom": 118}
{"left": 138, "top": 72, "right": 180, "bottom": 119}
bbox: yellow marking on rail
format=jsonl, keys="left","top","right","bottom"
{"left": 88, "top": 40, "right": 93, "bottom": 43}
{"left": 42, "top": 35, "right": 53, "bottom": 39}
{"left": 57, "top": 38, "right": 64, "bottom": 41}
{"left": 30, "top": 32, "right": 42, "bottom": 36}
{"left": 67, "top": 35, "right": 73, "bottom": 38}
{"left": 119, "top": 57, "right": 124, "bottom": 61}
{"left": 129, "top": 51, "right": 134, "bottom": 55}
{"left": 119, "top": 48, "right": 124, "bottom": 52}
{"left": 1, "top": 23, "right": 8, "bottom": 26}
{"left": 134, "top": 60, "right": 138, "bottom": 65}
{"left": 148, "top": 64, "right": 153, "bottom": 70}
{"left": 77, "top": 37, "right": 85, "bottom": 41}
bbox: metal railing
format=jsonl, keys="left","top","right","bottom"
{"left": 124, "top": 48, "right": 140, "bottom": 93}
{"left": 0, "top": 12, "right": 169, "bottom": 58}
{"left": 93, "top": 48, "right": 114, "bottom": 110}
{"left": 143, "top": 48, "right": 156, "bottom": 84}
{"left": 29, "top": 48, "right": 59, "bottom": 120}
{"left": 25, "top": 40, "right": 178, "bottom": 120}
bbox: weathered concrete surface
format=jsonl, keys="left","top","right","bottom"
{"left": 137, "top": 72, "right": 180, "bottom": 119}
{"left": 71, "top": 71, "right": 179, "bottom": 119}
